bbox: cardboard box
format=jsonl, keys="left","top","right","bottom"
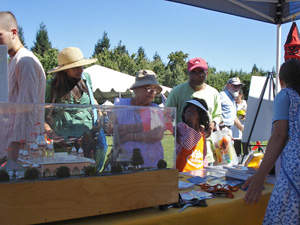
{"left": 0, "top": 169, "right": 178, "bottom": 225}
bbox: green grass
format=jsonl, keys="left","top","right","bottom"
{"left": 104, "top": 131, "right": 175, "bottom": 168}
{"left": 161, "top": 132, "right": 176, "bottom": 168}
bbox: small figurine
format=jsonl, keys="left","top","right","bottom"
{"left": 131, "top": 148, "right": 144, "bottom": 169}
{"left": 157, "top": 159, "right": 167, "bottom": 169}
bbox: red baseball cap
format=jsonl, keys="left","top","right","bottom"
{"left": 187, "top": 57, "right": 208, "bottom": 72}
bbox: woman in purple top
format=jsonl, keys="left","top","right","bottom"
{"left": 107, "top": 70, "right": 165, "bottom": 168}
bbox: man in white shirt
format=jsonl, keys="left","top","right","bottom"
{"left": 0, "top": 11, "right": 46, "bottom": 160}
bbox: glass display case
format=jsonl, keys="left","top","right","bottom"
{"left": 0, "top": 102, "right": 176, "bottom": 178}
{"left": 0, "top": 102, "right": 178, "bottom": 224}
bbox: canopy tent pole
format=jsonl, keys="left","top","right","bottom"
{"left": 276, "top": 23, "right": 281, "bottom": 94}
{"left": 275, "top": 23, "right": 282, "bottom": 177}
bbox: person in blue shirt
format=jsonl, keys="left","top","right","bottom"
{"left": 243, "top": 59, "right": 300, "bottom": 224}
{"left": 219, "top": 77, "right": 244, "bottom": 133}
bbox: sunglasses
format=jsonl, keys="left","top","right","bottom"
{"left": 200, "top": 183, "right": 239, "bottom": 199}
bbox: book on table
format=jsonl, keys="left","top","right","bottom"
{"left": 223, "top": 165, "right": 257, "bottom": 181}
{"left": 223, "top": 165, "right": 257, "bottom": 174}
{"left": 243, "top": 152, "right": 264, "bottom": 168}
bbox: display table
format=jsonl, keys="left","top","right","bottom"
{"left": 46, "top": 175, "right": 274, "bottom": 225}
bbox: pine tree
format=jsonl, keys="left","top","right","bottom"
{"left": 136, "top": 46, "right": 146, "bottom": 62}
{"left": 18, "top": 25, "right": 27, "bottom": 48}
{"left": 251, "top": 64, "right": 259, "bottom": 74}
{"left": 35, "top": 48, "right": 59, "bottom": 80}
{"left": 167, "top": 51, "right": 189, "bottom": 71}
{"left": 115, "top": 40, "right": 128, "bottom": 55}
{"left": 31, "top": 22, "right": 52, "bottom": 57}
{"left": 153, "top": 52, "right": 161, "bottom": 61}
{"left": 93, "top": 31, "right": 111, "bottom": 56}
{"left": 152, "top": 52, "right": 165, "bottom": 84}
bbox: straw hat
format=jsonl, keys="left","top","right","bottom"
{"left": 130, "top": 70, "right": 162, "bottom": 94}
{"left": 47, "top": 47, "right": 97, "bottom": 73}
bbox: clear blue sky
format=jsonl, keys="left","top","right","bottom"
{"left": 2, "top": 0, "right": 295, "bottom": 73}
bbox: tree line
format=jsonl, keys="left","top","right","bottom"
{"left": 19, "top": 23, "right": 275, "bottom": 101}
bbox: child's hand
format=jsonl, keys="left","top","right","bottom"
{"left": 206, "top": 122, "right": 215, "bottom": 138}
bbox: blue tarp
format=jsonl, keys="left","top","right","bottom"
{"left": 167, "top": 0, "right": 300, "bottom": 24}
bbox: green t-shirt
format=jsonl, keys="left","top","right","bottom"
{"left": 165, "top": 82, "right": 222, "bottom": 125}
{"left": 45, "top": 72, "right": 93, "bottom": 138}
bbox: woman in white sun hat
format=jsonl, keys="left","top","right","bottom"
{"left": 106, "top": 70, "right": 165, "bottom": 168}
{"left": 44, "top": 47, "right": 107, "bottom": 170}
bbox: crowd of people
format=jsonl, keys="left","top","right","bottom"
{"left": 0, "top": 11, "right": 299, "bottom": 223}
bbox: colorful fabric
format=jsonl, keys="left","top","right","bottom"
{"left": 176, "top": 122, "right": 207, "bottom": 171}
{"left": 113, "top": 98, "right": 164, "bottom": 167}
{"left": 284, "top": 22, "right": 300, "bottom": 61}
{"left": 263, "top": 87, "right": 300, "bottom": 224}
{"left": 165, "top": 82, "right": 221, "bottom": 164}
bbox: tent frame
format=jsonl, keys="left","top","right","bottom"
{"left": 167, "top": 0, "right": 300, "bottom": 93}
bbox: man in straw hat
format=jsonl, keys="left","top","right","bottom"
{"left": 45, "top": 47, "right": 107, "bottom": 170}
{"left": 0, "top": 11, "right": 46, "bottom": 161}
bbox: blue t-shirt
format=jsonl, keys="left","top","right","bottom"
{"left": 273, "top": 88, "right": 290, "bottom": 123}
{"left": 220, "top": 90, "right": 237, "bottom": 127}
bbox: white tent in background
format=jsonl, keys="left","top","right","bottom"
{"left": 84, "top": 65, "right": 172, "bottom": 104}
{"left": 102, "top": 100, "right": 114, "bottom": 106}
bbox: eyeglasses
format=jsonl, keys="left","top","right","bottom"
{"left": 144, "top": 85, "right": 160, "bottom": 94}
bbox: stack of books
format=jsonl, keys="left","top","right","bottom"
{"left": 223, "top": 165, "right": 257, "bottom": 181}
{"left": 179, "top": 167, "right": 226, "bottom": 178}
{"left": 187, "top": 175, "right": 244, "bottom": 187}
{"left": 224, "top": 165, "right": 278, "bottom": 184}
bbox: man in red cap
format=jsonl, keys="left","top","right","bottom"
{"left": 165, "top": 57, "right": 222, "bottom": 165}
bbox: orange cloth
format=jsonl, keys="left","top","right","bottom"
{"left": 176, "top": 136, "right": 205, "bottom": 172}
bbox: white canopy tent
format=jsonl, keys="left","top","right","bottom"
{"left": 84, "top": 65, "right": 172, "bottom": 104}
